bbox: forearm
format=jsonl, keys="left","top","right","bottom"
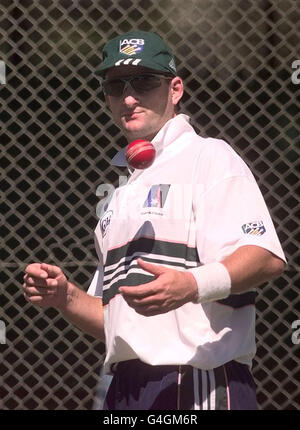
{"left": 189, "top": 245, "right": 285, "bottom": 304}
{"left": 221, "top": 245, "right": 285, "bottom": 294}
{"left": 61, "top": 282, "right": 105, "bottom": 341}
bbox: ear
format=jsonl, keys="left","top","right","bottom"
{"left": 105, "top": 94, "right": 112, "bottom": 111}
{"left": 170, "top": 77, "right": 184, "bottom": 107}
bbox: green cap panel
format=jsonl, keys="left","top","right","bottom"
{"left": 96, "top": 30, "right": 177, "bottom": 76}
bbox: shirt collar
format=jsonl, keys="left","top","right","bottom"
{"left": 111, "top": 114, "right": 192, "bottom": 167}
{"left": 111, "top": 147, "right": 127, "bottom": 167}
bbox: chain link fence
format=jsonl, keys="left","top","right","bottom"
{"left": 1, "top": 0, "right": 299, "bottom": 410}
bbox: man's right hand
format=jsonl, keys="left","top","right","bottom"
{"left": 23, "top": 263, "right": 69, "bottom": 310}
{"left": 23, "top": 263, "right": 105, "bottom": 340}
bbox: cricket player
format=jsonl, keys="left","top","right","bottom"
{"left": 24, "top": 30, "right": 286, "bottom": 410}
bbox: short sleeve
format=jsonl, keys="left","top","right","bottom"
{"left": 194, "top": 143, "right": 286, "bottom": 264}
{"left": 87, "top": 221, "right": 104, "bottom": 297}
{"left": 87, "top": 264, "right": 104, "bottom": 297}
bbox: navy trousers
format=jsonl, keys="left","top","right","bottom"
{"left": 103, "top": 359, "right": 257, "bottom": 410}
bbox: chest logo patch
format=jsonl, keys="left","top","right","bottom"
{"left": 143, "top": 184, "right": 170, "bottom": 208}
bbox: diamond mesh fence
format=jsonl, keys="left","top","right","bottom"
{"left": 1, "top": 0, "right": 299, "bottom": 410}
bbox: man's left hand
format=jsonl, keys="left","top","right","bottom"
{"left": 118, "top": 258, "right": 198, "bottom": 316}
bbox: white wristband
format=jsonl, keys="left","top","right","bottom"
{"left": 188, "top": 262, "right": 231, "bottom": 304}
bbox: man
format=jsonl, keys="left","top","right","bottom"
{"left": 23, "top": 30, "right": 286, "bottom": 410}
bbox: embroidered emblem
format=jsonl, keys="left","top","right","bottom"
{"left": 120, "top": 38, "right": 144, "bottom": 55}
{"left": 242, "top": 221, "right": 266, "bottom": 236}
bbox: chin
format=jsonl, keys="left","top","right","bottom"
{"left": 124, "top": 125, "right": 148, "bottom": 140}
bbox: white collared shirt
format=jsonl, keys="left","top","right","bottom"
{"left": 88, "top": 114, "right": 286, "bottom": 373}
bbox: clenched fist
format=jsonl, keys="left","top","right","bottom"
{"left": 23, "top": 263, "right": 69, "bottom": 310}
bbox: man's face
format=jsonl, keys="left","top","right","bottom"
{"left": 104, "top": 66, "right": 182, "bottom": 142}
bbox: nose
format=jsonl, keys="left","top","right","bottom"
{"left": 122, "top": 82, "right": 139, "bottom": 107}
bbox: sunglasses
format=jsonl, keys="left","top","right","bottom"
{"left": 102, "top": 74, "right": 172, "bottom": 97}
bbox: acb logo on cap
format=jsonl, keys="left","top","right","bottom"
{"left": 120, "top": 38, "right": 145, "bottom": 55}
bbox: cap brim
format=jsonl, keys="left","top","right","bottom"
{"left": 95, "top": 60, "right": 176, "bottom": 76}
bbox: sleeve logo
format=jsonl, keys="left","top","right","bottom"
{"left": 242, "top": 221, "right": 266, "bottom": 236}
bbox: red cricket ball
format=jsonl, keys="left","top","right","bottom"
{"left": 126, "top": 139, "right": 156, "bottom": 169}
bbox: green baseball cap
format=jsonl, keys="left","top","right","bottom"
{"left": 96, "top": 30, "right": 177, "bottom": 76}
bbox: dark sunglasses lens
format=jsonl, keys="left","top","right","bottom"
{"left": 103, "top": 80, "right": 126, "bottom": 96}
{"left": 103, "top": 75, "right": 163, "bottom": 96}
{"left": 131, "top": 75, "right": 162, "bottom": 92}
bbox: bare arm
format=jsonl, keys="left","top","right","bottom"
{"left": 23, "top": 263, "right": 105, "bottom": 341}
{"left": 222, "top": 245, "right": 285, "bottom": 294}
{"left": 60, "top": 282, "right": 104, "bottom": 341}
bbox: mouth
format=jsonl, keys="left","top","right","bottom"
{"left": 122, "top": 111, "right": 143, "bottom": 121}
